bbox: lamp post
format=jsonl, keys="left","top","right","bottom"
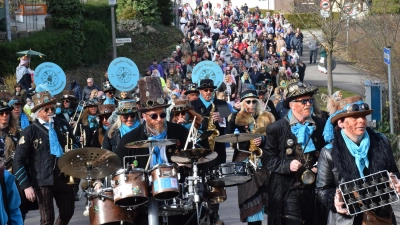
{"left": 109, "top": 0, "right": 117, "bottom": 59}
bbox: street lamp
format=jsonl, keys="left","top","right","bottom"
{"left": 109, "top": 0, "right": 117, "bottom": 59}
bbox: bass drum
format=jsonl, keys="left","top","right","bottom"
{"left": 89, "top": 189, "right": 135, "bottom": 225}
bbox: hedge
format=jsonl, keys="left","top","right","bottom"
{"left": 82, "top": 3, "right": 113, "bottom": 33}
{"left": 0, "top": 20, "right": 109, "bottom": 77}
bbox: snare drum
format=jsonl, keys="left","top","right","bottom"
{"left": 150, "top": 163, "right": 179, "bottom": 200}
{"left": 207, "top": 162, "right": 252, "bottom": 187}
{"left": 112, "top": 168, "right": 149, "bottom": 207}
{"left": 89, "top": 189, "right": 134, "bottom": 225}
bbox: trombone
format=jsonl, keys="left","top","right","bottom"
{"left": 72, "top": 101, "right": 86, "bottom": 135}
{"left": 65, "top": 131, "right": 76, "bottom": 185}
{"left": 69, "top": 101, "right": 85, "bottom": 126}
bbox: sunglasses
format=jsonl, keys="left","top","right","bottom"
{"left": 122, "top": 114, "right": 136, "bottom": 119}
{"left": 63, "top": 99, "right": 70, "bottom": 103}
{"left": 146, "top": 112, "right": 167, "bottom": 120}
{"left": 245, "top": 100, "right": 258, "bottom": 105}
{"left": 345, "top": 103, "right": 370, "bottom": 113}
{"left": 44, "top": 107, "right": 55, "bottom": 113}
{"left": 0, "top": 111, "right": 10, "bottom": 116}
{"left": 203, "top": 89, "right": 214, "bottom": 93}
{"left": 175, "top": 111, "right": 187, "bottom": 116}
{"left": 108, "top": 92, "right": 115, "bottom": 95}
{"left": 292, "top": 98, "right": 314, "bottom": 105}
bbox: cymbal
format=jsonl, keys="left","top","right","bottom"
{"left": 125, "top": 139, "right": 178, "bottom": 148}
{"left": 214, "top": 133, "right": 261, "bottom": 143}
{"left": 171, "top": 148, "right": 218, "bottom": 164}
{"left": 58, "top": 147, "right": 121, "bottom": 179}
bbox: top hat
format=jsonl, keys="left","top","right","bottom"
{"left": 60, "top": 90, "right": 78, "bottom": 101}
{"left": 98, "top": 104, "right": 115, "bottom": 117}
{"left": 138, "top": 77, "right": 170, "bottom": 112}
{"left": 329, "top": 96, "right": 373, "bottom": 124}
{"left": 116, "top": 100, "right": 138, "bottom": 115}
{"left": 185, "top": 83, "right": 199, "bottom": 95}
{"left": 240, "top": 89, "right": 258, "bottom": 102}
{"left": 283, "top": 79, "right": 318, "bottom": 109}
{"left": 197, "top": 79, "right": 217, "bottom": 90}
{"left": 31, "top": 91, "right": 57, "bottom": 113}
{"left": 103, "top": 82, "right": 116, "bottom": 93}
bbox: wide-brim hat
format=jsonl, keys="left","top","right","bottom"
{"left": 103, "top": 82, "right": 116, "bottom": 93}
{"left": 197, "top": 79, "right": 217, "bottom": 90}
{"left": 185, "top": 83, "right": 199, "bottom": 95}
{"left": 98, "top": 104, "right": 115, "bottom": 117}
{"left": 115, "top": 90, "right": 133, "bottom": 101}
{"left": 240, "top": 89, "right": 258, "bottom": 102}
{"left": 116, "top": 100, "right": 138, "bottom": 115}
{"left": 283, "top": 80, "right": 318, "bottom": 108}
{"left": 138, "top": 77, "right": 170, "bottom": 112}
{"left": 84, "top": 99, "right": 100, "bottom": 109}
{"left": 329, "top": 96, "right": 373, "bottom": 124}
{"left": 8, "top": 96, "right": 22, "bottom": 106}
{"left": 171, "top": 99, "right": 192, "bottom": 112}
{"left": 32, "top": 91, "right": 57, "bottom": 113}
{"left": 60, "top": 90, "right": 78, "bottom": 101}
{"left": 0, "top": 99, "right": 14, "bottom": 112}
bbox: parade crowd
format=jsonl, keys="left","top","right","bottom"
{"left": 1, "top": 2, "right": 400, "bottom": 225}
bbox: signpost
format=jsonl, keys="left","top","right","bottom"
{"left": 116, "top": 38, "right": 132, "bottom": 44}
{"left": 384, "top": 47, "right": 394, "bottom": 134}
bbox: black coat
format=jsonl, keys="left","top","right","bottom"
{"left": 102, "top": 129, "right": 121, "bottom": 152}
{"left": 261, "top": 115, "right": 326, "bottom": 225}
{"left": 13, "top": 118, "right": 77, "bottom": 190}
{"left": 114, "top": 122, "right": 189, "bottom": 169}
{"left": 190, "top": 98, "right": 228, "bottom": 173}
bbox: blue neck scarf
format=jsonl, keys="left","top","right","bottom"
{"left": 103, "top": 97, "right": 115, "bottom": 105}
{"left": 182, "top": 122, "right": 192, "bottom": 130}
{"left": 119, "top": 119, "right": 140, "bottom": 137}
{"left": 44, "top": 122, "right": 64, "bottom": 158}
{"left": 103, "top": 125, "right": 109, "bottom": 131}
{"left": 288, "top": 110, "right": 316, "bottom": 153}
{"left": 151, "top": 131, "right": 167, "bottom": 166}
{"left": 20, "top": 113, "right": 30, "bottom": 130}
{"left": 341, "top": 129, "right": 370, "bottom": 178}
{"left": 88, "top": 115, "right": 98, "bottom": 128}
{"left": 199, "top": 94, "right": 214, "bottom": 109}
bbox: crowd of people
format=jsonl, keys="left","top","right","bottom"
{"left": 1, "top": 2, "right": 400, "bottom": 225}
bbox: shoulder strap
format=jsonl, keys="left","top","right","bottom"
{"left": 0, "top": 167, "right": 11, "bottom": 225}
{"left": 32, "top": 121, "right": 49, "bottom": 137}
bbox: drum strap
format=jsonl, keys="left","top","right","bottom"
{"left": 0, "top": 167, "right": 12, "bottom": 225}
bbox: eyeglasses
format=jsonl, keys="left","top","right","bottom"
{"left": 44, "top": 107, "right": 55, "bottom": 113}
{"left": 345, "top": 103, "right": 370, "bottom": 113}
{"left": 245, "top": 100, "right": 258, "bottom": 105}
{"left": 292, "top": 98, "right": 314, "bottom": 105}
{"left": 122, "top": 114, "right": 136, "bottom": 119}
{"left": 0, "top": 111, "right": 10, "bottom": 116}
{"left": 63, "top": 100, "right": 70, "bottom": 103}
{"left": 203, "top": 89, "right": 214, "bottom": 93}
{"left": 146, "top": 112, "right": 167, "bottom": 120}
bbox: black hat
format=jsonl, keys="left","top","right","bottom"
{"left": 240, "top": 89, "right": 258, "bottom": 102}
{"left": 283, "top": 79, "right": 318, "bottom": 109}
{"left": 84, "top": 99, "right": 100, "bottom": 109}
{"left": 184, "top": 83, "right": 199, "bottom": 95}
{"left": 60, "top": 90, "right": 78, "bottom": 101}
{"left": 103, "top": 82, "right": 116, "bottom": 93}
{"left": 98, "top": 104, "right": 115, "bottom": 117}
{"left": 197, "top": 79, "right": 217, "bottom": 90}
{"left": 0, "top": 97, "right": 14, "bottom": 112}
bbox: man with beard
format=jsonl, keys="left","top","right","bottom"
{"left": 261, "top": 79, "right": 326, "bottom": 225}
{"left": 114, "top": 76, "right": 194, "bottom": 225}
{"left": 13, "top": 91, "right": 78, "bottom": 225}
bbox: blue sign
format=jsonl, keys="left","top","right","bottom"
{"left": 34, "top": 62, "right": 66, "bottom": 95}
{"left": 191, "top": 61, "right": 224, "bottom": 88}
{"left": 108, "top": 57, "right": 140, "bottom": 92}
{"left": 384, "top": 47, "right": 391, "bottom": 65}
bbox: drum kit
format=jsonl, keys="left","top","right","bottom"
{"left": 57, "top": 130, "right": 262, "bottom": 225}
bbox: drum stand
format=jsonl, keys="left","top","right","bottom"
{"left": 186, "top": 159, "right": 203, "bottom": 225}
{"left": 83, "top": 161, "right": 95, "bottom": 217}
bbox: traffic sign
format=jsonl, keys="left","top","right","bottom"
{"left": 320, "top": 9, "right": 329, "bottom": 18}
{"left": 384, "top": 47, "right": 391, "bottom": 65}
{"left": 115, "top": 38, "right": 132, "bottom": 44}
{"left": 320, "top": 0, "right": 330, "bottom": 10}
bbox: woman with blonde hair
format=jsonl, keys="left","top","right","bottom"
{"left": 76, "top": 99, "right": 99, "bottom": 147}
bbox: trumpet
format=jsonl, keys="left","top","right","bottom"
{"left": 65, "top": 131, "right": 76, "bottom": 185}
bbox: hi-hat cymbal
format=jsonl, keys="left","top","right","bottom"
{"left": 214, "top": 133, "right": 261, "bottom": 143}
{"left": 125, "top": 139, "right": 178, "bottom": 148}
{"left": 171, "top": 148, "right": 218, "bottom": 164}
{"left": 58, "top": 147, "right": 121, "bottom": 179}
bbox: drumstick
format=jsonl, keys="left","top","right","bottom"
{"left": 184, "top": 116, "right": 196, "bottom": 150}
{"left": 144, "top": 146, "right": 155, "bottom": 171}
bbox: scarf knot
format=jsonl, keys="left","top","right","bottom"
{"left": 341, "top": 129, "right": 370, "bottom": 178}
{"left": 151, "top": 131, "right": 167, "bottom": 166}
{"left": 288, "top": 110, "right": 316, "bottom": 153}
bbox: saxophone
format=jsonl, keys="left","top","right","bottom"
{"left": 207, "top": 103, "right": 220, "bottom": 151}
{"left": 248, "top": 118, "right": 263, "bottom": 167}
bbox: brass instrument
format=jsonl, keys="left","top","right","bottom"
{"left": 80, "top": 124, "right": 86, "bottom": 147}
{"left": 69, "top": 100, "right": 85, "bottom": 126}
{"left": 72, "top": 101, "right": 86, "bottom": 135}
{"left": 207, "top": 103, "right": 220, "bottom": 151}
{"left": 65, "top": 131, "right": 76, "bottom": 185}
{"left": 263, "top": 85, "right": 274, "bottom": 112}
{"left": 248, "top": 118, "right": 263, "bottom": 168}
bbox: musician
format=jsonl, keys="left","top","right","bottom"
{"left": 13, "top": 91, "right": 78, "bottom": 225}
{"left": 102, "top": 82, "right": 116, "bottom": 105}
{"left": 316, "top": 95, "right": 400, "bottom": 225}
{"left": 184, "top": 83, "right": 200, "bottom": 101}
{"left": 9, "top": 96, "right": 30, "bottom": 130}
{"left": 170, "top": 99, "right": 202, "bottom": 130}
{"left": 102, "top": 100, "right": 140, "bottom": 152}
{"left": 55, "top": 90, "right": 79, "bottom": 123}
{"left": 257, "top": 88, "right": 279, "bottom": 120}
{"left": 226, "top": 89, "right": 275, "bottom": 225}
{"left": 261, "top": 79, "right": 326, "bottom": 225}
{"left": 113, "top": 77, "right": 192, "bottom": 225}
{"left": 76, "top": 99, "right": 100, "bottom": 148}
{"left": 91, "top": 104, "right": 115, "bottom": 149}
{"left": 190, "top": 78, "right": 229, "bottom": 225}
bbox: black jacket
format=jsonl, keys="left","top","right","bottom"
{"left": 102, "top": 129, "right": 121, "bottom": 152}
{"left": 261, "top": 115, "right": 326, "bottom": 225}
{"left": 13, "top": 118, "right": 77, "bottom": 190}
{"left": 114, "top": 122, "right": 189, "bottom": 169}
